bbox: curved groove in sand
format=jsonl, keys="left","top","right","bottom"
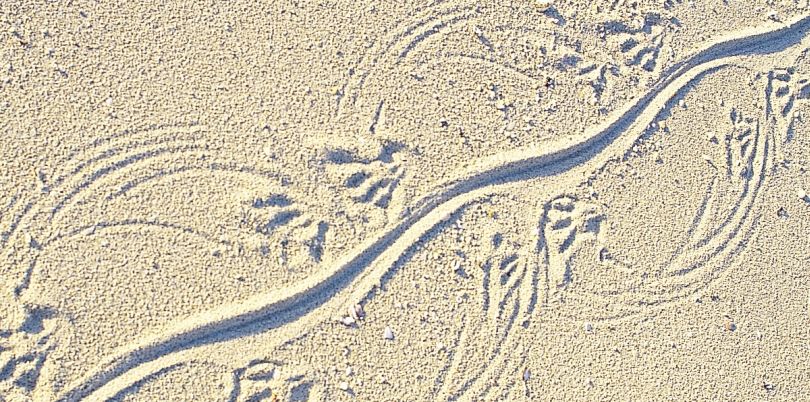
{"left": 57, "top": 15, "right": 810, "bottom": 402}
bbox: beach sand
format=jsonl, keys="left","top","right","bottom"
{"left": 1, "top": 1, "right": 809, "bottom": 400}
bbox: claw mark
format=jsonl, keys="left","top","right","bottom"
{"left": 353, "top": 168, "right": 403, "bottom": 209}
{"left": 540, "top": 196, "right": 604, "bottom": 291}
{"left": 368, "top": 101, "right": 384, "bottom": 135}
{"left": 621, "top": 26, "right": 667, "bottom": 72}
{"left": 305, "top": 222, "right": 329, "bottom": 263}
{"left": 598, "top": 12, "right": 678, "bottom": 75}
{"left": 578, "top": 62, "right": 621, "bottom": 103}
{"left": 473, "top": 25, "right": 495, "bottom": 53}
{"left": 228, "top": 360, "right": 320, "bottom": 402}
{"left": 344, "top": 171, "right": 369, "bottom": 189}
{"left": 253, "top": 195, "right": 293, "bottom": 209}
{"left": 51, "top": 14, "right": 810, "bottom": 402}
{"left": 257, "top": 211, "right": 302, "bottom": 235}
{"left": 327, "top": 141, "right": 407, "bottom": 210}
{"left": 0, "top": 304, "right": 58, "bottom": 400}
{"left": 244, "top": 194, "right": 328, "bottom": 263}
{"left": 764, "top": 63, "right": 810, "bottom": 148}
{"left": 439, "top": 219, "right": 537, "bottom": 401}
{"left": 336, "top": 2, "right": 480, "bottom": 115}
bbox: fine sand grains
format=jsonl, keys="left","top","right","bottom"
{"left": 1, "top": 1, "right": 809, "bottom": 401}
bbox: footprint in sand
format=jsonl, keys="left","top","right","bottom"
{"left": 229, "top": 360, "right": 321, "bottom": 402}
{"left": 0, "top": 303, "right": 58, "bottom": 400}
{"left": 0, "top": 124, "right": 406, "bottom": 400}
{"left": 323, "top": 140, "right": 407, "bottom": 211}
{"left": 17, "top": 10, "right": 810, "bottom": 402}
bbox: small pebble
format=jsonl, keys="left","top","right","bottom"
{"left": 341, "top": 316, "right": 355, "bottom": 326}
{"left": 338, "top": 381, "right": 349, "bottom": 391}
{"left": 383, "top": 326, "right": 394, "bottom": 340}
{"left": 523, "top": 368, "right": 531, "bottom": 382}
{"left": 349, "top": 304, "right": 364, "bottom": 321}
{"left": 724, "top": 320, "right": 737, "bottom": 332}
{"left": 797, "top": 188, "right": 808, "bottom": 202}
{"left": 535, "top": 0, "right": 553, "bottom": 10}
{"left": 345, "top": 366, "right": 353, "bottom": 376}
{"left": 25, "top": 232, "right": 39, "bottom": 249}
{"left": 584, "top": 322, "right": 593, "bottom": 332}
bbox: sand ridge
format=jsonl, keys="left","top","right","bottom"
{"left": 46, "top": 14, "right": 810, "bottom": 402}
{"left": 1, "top": 1, "right": 809, "bottom": 401}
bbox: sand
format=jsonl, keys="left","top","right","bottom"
{"left": 1, "top": 1, "right": 809, "bottom": 401}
